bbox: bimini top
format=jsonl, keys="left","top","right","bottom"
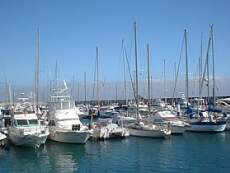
{"left": 156, "top": 111, "right": 176, "bottom": 118}
{"left": 53, "top": 108, "right": 79, "bottom": 121}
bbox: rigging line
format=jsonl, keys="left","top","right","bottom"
{"left": 124, "top": 45, "right": 136, "bottom": 102}
{"left": 118, "top": 40, "right": 125, "bottom": 77}
{"left": 200, "top": 29, "right": 212, "bottom": 98}
{"left": 172, "top": 33, "right": 185, "bottom": 100}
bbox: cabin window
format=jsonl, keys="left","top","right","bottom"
{"left": 225, "top": 101, "right": 230, "bottom": 105}
{"left": 40, "top": 120, "right": 45, "bottom": 125}
{"left": 16, "top": 119, "right": 28, "bottom": 126}
{"left": 154, "top": 119, "right": 164, "bottom": 123}
{"left": 48, "top": 120, "right": 56, "bottom": 126}
{"left": 28, "top": 119, "right": 38, "bottom": 125}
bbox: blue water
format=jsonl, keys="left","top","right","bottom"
{"left": 1, "top": 132, "right": 230, "bottom": 173}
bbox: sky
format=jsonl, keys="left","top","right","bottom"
{"left": 0, "top": 0, "right": 230, "bottom": 99}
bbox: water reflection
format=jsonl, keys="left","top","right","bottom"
{"left": 2, "top": 132, "right": 230, "bottom": 173}
{"left": 9, "top": 141, "right": 85, "bottom": 173}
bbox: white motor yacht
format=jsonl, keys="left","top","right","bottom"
{"left": 48, "top": 82, "right": 91, "bottom": 144}
{"left": 8, "top": 97, "right": 49, "bottom": 147}
{"left": 8, "top": 113, "right": 49, "bottom": 147}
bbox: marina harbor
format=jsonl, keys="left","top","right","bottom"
{"left": 1, "top": 0, "right": 230, "bottom": 172}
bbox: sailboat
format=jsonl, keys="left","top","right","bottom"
{"left": 90, "top": 47, "right": 129, "bottom": 139}
{"left": 186, "top": 25, "right": 226, "bottom": 132}
{"left": 149, "top": 110, "right": 188, "bottom": 134}
{"left": 127, "top": 22, "right": 171, "bottom": 138}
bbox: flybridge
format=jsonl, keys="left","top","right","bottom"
{"left": 13, "top": 113, "right": 37, "bottom": 120}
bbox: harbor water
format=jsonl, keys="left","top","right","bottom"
{"left": 1, "top": 132, "right": 230, "bottom": 173}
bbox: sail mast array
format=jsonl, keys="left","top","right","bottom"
{"left": 172, "top": 30, "right": 189, "bottom": 105}
{"left": 199, "top": 28, "right": 212, "bottom": 99}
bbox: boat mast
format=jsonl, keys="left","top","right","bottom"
{"left": 184, "top": 29, "right": 189, "bottom": 108}
{"left": 35, "top": 28, "right": 40, "bottom": 114}
{"left": 198, "top": 32, "right": 203, "bottom": 116}
{"left": 207, "top": 36, "right": 210, "bottom": 106}
{"left": 72, "top": 75, "right": 75, "bottom": 100}
{"left": 150, "top": 75, "right": 153, "bottom": 105}
{"left": 54, "top": 60, "right": 58, "bottom": 92}
{"left": 77, "top": 81, "right": 80, "bottom": 103}
{"left": 200, "top": 30, "right": 211, "bottom": 104}
{"left": 211, "top": 25, "right": 216, "bottom": 108}
{"left": 163, "top": 59, "right": 166, "bottom": 103}
{"left": 134, "top": 22, "right": 139, "bottom": 119}
{"left": 96, "top": 46, "right": 100, "bottom": 108}
{"left": 84, "top": 72, "right": 87, "bottom": 105}
{"left": 122, "top": 40, "right": 127, "bottom": 105}
{"left": 115, "top": 84, "right": 118, "bottom": 103}
{"left": 147, "top": 44, "right": 151, "bottom": 112}
{"left": 174, "top": 62, "right": 176, "bottom": 103}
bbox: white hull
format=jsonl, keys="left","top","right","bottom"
{"left": 110, "top": 127, "right": 129, "bottom": 138}
{"left": 92, "top": 127, "right": 129, "bottom": 140}
{"left": 49, "top": 129, "right": 90, "bottom": 144}
{"left": 128, "top": 128, "right": 170, "bottom": 138}
{"left": 92, "top": 128, "right": 110, "bottom": 139}
{"left": 225, "top": 122, "right": 230, "bottom": 131}
{"left": 171, "top": 125, "right": 186, "bottom": 134}
{"left": 8, "top": 133, "right": 48, "bottom": 147}
{"left": 0, "top": 133, "right": 7, "bottom": 146}
{"left": 186, "top": 124, "right": 226, "bottom": 132}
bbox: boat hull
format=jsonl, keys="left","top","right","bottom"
{"left": 186, "top": 121, "right": 226, "bottom": 132}
{"left": 128, "top": 128, "right": 169, "bottom": 138}
{"left": 49, "top": 130, "right": 90, "bottom": 144}
{"left": 8, "top": 133, "right": 48, "bottom": 147}
{"left": 225, "top": 122, "right": 230, "bottom": 131}
{"left": 92, "top": 127, "right": 129, "bottom": 140}
{"left": 171, "top": 125, "right": 186, "bottom": 134}
{"left": 0, "top": 133, "right": 8, "bottom": 147}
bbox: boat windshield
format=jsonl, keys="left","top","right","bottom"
{"left": 16, "top": 119, "right": 28, "bottom": 126}
{"left": 223, "top": 100, "right": 230, "bottom": 105}
{"left": 28, "top": 119, "right": 38, "bottom": 125}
